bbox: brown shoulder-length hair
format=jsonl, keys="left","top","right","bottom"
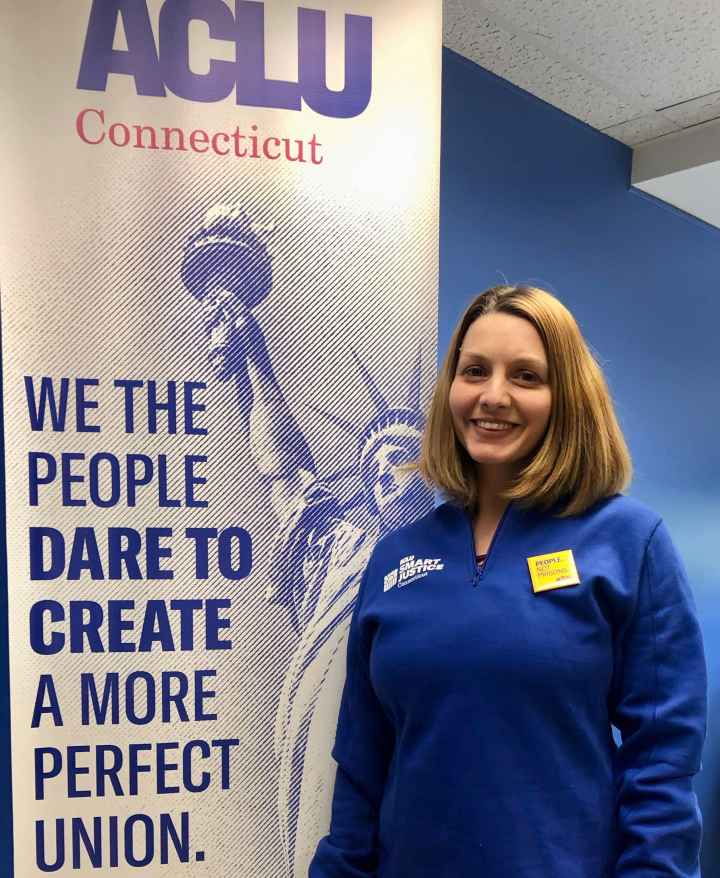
{"left": 417, "top": 284, "right": 632, "bottom": 517}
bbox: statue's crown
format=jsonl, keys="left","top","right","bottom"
{"left": 358, "top": 407, "right": 425, "bottom": 512}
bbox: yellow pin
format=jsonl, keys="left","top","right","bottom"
{"left": 527, "top": 549, "right": 580, "bottom": 593}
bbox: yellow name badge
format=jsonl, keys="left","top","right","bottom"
{"left": 527, "top": 549, "right": 580, "bottom": 593}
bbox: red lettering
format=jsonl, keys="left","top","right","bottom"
{"left": 73, "top": 112, "right": 324, "bottom": 165}
{"left": 76, "top": 107, "right": 105, "bottom": 145}
{"left": 162, "top": 127, "right": 186, "bottom": 151}
{"left": 231, "top": 127, "right": 246, "bottom": 157}
{"left": 108, "top": 122, "right": 130, "bottom": 147}
{"left": 284, "top": 138, "right": 305, "bottom": 162}
{"left": 133, "top": 125, "right": 159, "bottom": 150}
{"left": 211, "top": 132, "right": 230, "bottom": 156}
{"left": 262, "top": 137, "right": 281, "bottom": 160}
{"left": 248, "top": 125, "right": 260, "bottom": 158}
{"left": 309, "top": 134, "right": 323, "bottom": 165}
{"left": 189, "top": 129, "right": 209, "bottom": 153}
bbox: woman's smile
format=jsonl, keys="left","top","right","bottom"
{"left": 470, "top": 418, "right": 519, "bottom": 435}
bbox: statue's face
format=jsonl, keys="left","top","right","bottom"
{"left": 370, "top": 438, "right": 429, "bottom": 532}
{"left": 201, "top": 283, "right": 241, "bottom": 381}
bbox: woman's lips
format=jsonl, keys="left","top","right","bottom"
{"left": 470, "top": 419, "right": 519, "bottom": 437}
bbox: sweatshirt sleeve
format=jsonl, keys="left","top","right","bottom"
{"left": 308, "top": 560, "right": 394, "bottom": 877}
{"left": 610, "top": 518, "right": 708, "bottom": 877}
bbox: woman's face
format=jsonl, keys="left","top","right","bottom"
{"left": 449, "top": 312, "right": 552, "bottom": 479}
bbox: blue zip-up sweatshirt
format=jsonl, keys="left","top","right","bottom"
{"left": 308, "top": 493, "right": 707, "bottom": 877}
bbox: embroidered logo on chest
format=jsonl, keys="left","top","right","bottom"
{"left": 383, "top": 555, "right": 445, "bottom": 591}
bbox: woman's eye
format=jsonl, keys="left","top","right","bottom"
{"left": 460, "top": 366, "right": 542, "bottom": 382}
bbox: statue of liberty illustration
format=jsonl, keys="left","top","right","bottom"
{"left": 182, "top": 205, "right": 432, "bottom": 876}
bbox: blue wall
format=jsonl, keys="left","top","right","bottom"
{"left": 440, "top": 46, "right": 720, "bottom": 871}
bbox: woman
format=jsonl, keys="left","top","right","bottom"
{"left": 308, "top": 285, "right": 707, "bottom": 877}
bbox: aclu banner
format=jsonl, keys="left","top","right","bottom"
{"left": 0, "top": 1, "right": 440, "bottom": 875}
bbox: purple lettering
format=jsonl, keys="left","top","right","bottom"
{"left": 77, "top": 0, "right": 373, "bottom": 119}
{"left": 77, "top": 0, "right": 166, "bottom": 96}
{"left": 159, "top": 0, "right": 236, "bottom": 102}
{"left": 298, "top": 9, "right": 372, "bottom": 118}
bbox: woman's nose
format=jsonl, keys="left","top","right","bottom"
{"left": 478, "top": 374, "right": 511, "bottom": 407}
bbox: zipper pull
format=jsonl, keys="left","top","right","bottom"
{"left": 472, "top": 567, "right": 481, "bottom": 588}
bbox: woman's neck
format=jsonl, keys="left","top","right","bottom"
{"left": 474, "top": 464, "right": 515, "bottom": 524}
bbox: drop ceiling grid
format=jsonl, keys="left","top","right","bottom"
{"left": 444, "top": 0, "right": 720, "bottom": 146}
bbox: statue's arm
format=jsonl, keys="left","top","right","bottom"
{"left": 231, "top": 305, "right": 354, "bottom": 627}
{"left": 236, "top": 305, "right": 318, "bottom": 513}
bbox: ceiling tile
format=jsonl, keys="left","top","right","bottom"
{"left": 444, "top": 0, "right": 636, "bottom": 129}
{"left": 601, "top": 113, "right": 682, "bottom": 146}
{"left": 661, "top": 91, "right": 720, "bottom": 128}
{"left": 461, "top": 0, "right": 720, "bottom": 109}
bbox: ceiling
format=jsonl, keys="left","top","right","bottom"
{"left": 443, "top": 0, "right": 720, "bottom": 229}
